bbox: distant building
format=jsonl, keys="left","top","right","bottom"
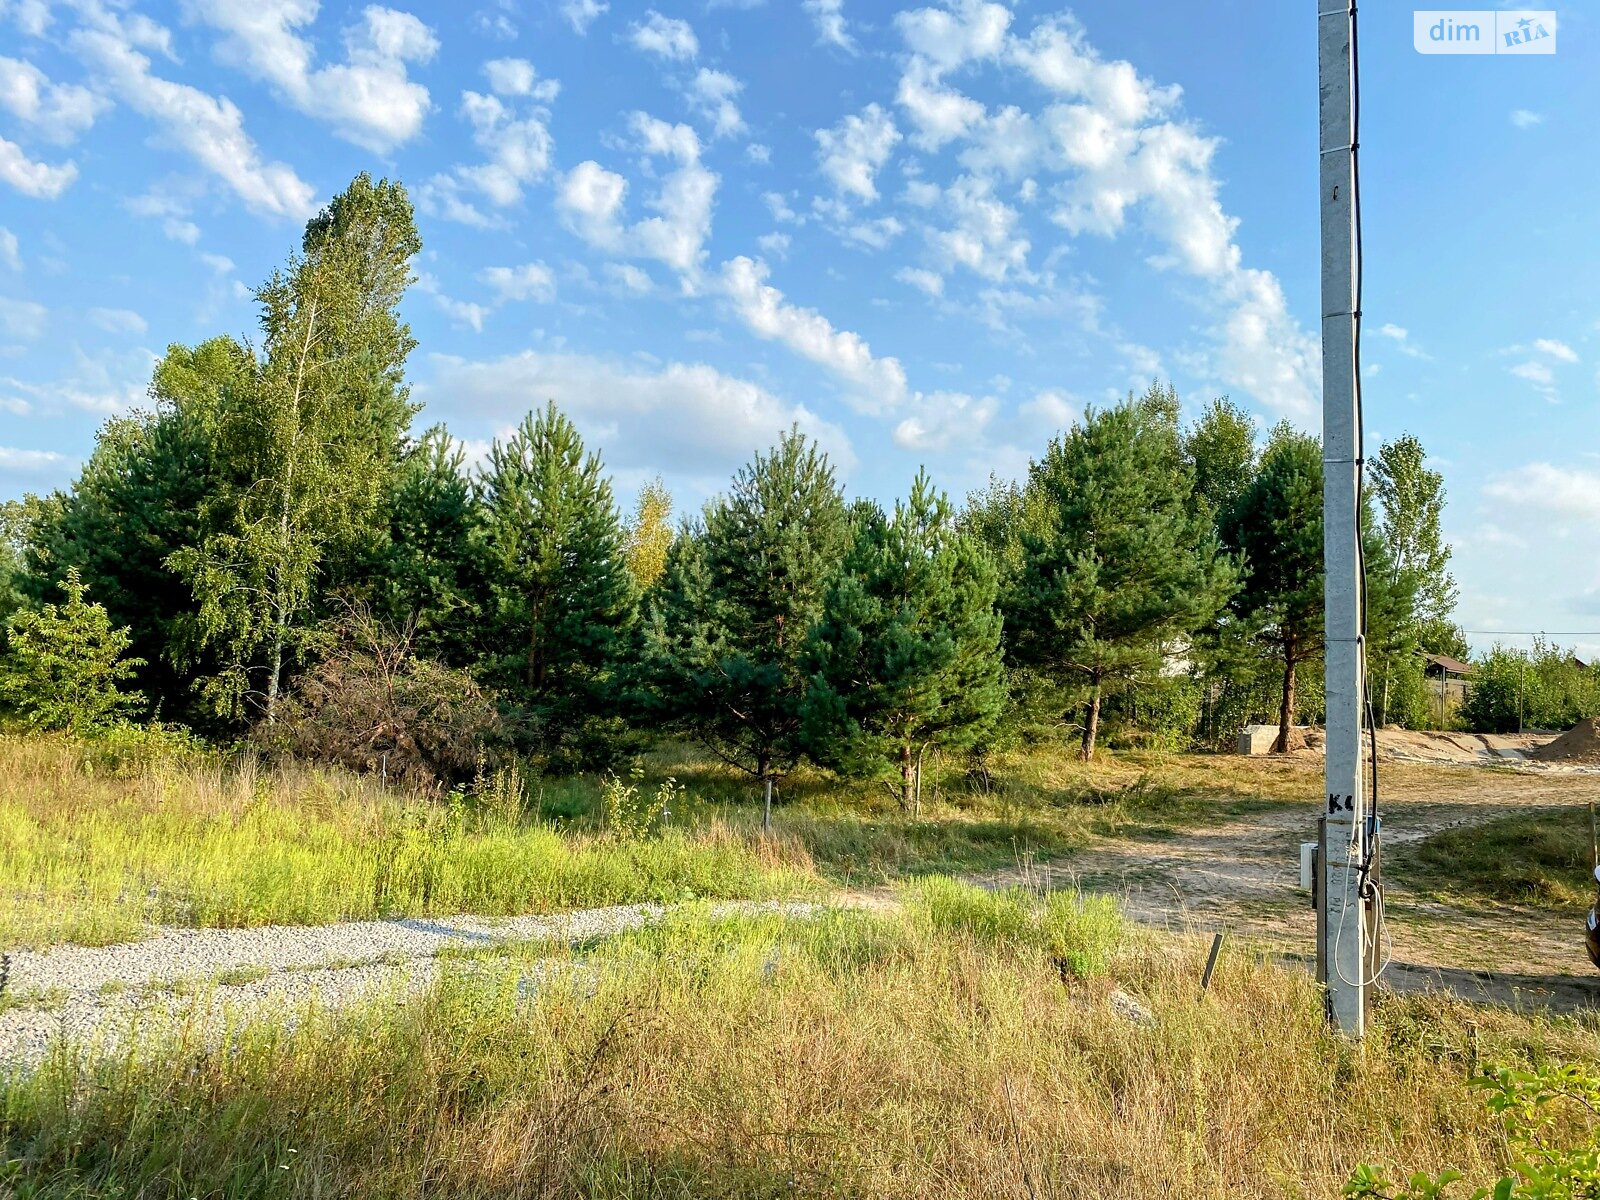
{"left": 1422, "top": 652, "right": 1474, "bottom": 721}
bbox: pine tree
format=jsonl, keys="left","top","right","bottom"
{"left": 375, "top": 428, "right": 484, "bottom": 668}
{"left": 170, "top": 174, "right": 420, "bottom": 723}
{"left": 1007, "top": 391, "right": 1235, "bottom": 759}
{"left": 479, "top": 401, "right": 633, "bottom": 769}
{"left": 1223, "top": 424, "right": 1325, "bottom": 752}
{"left": 623, "top": 477, "right": 674, "bottom": 592}
{"left": 0, "top": 568, "right": 145, "bottom": 734}
{"left": 802, "top": 471, "right": 1005, "bottom": 813}
{"left": 640, "top": 429, "right": 850, "bottom": 819}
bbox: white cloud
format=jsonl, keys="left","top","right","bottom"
{"left": 896, "top": 60, "right": 985, "bottom": 149}
{"left": 419, "top": 83, "right": 558, "bottom": 225}
{"left": 0, "top": 56, "right": 106, "bottom": 143}
{"left": 720, "top": 255, "right": 908, "bottom": 408}
{"left": 688, "top": 68, "right": 743, "bottom": 139}
{"left": 844, "top": 216, "right": 905, "bottom": 249}
{"left": 1510, "top": 360, "right": 1555, "bottom": 387}
{"left": 746, "top": 142, "right": 770, "bottom": 164}
{"left": 200, "top": 252, "right": 234, "bottom": 273}
{"left": 1534, "top": 337, "right": 1578, "bottom": 363}
{"left": 1, "top": 1, "right": 53, "bottom": 37}
{"left": 558, "top": 160, "right": 628, "bottom": 248}
{"left": 182, "top": 1, "right": 438, "bottom": 152}
{"left": 561, "top": 0, "right": 608, "bottom": 34}
{"left": 89, "top": 306, "right": 148, "bottom": 335}
{"left": 0, "top": 226, "right": 17, "bottom": 270}
{"left": 1510, "top": 109, "right": 1543, "bottom": 128}
{"left": 415, "top": 272, "right": 488, "bottom": 332}
{"left": 484, "top": 57, "right": 558, "bottom": 101}
{"left": 0, "top": 134, "right": 76, "bottom": 198}
{"left": 926, "top": 173, "right": 1030, "bottom": 281}
{"left": 557, "top": 116, "right": 718, "bottom": 276}
{"left": 0, "top": 445, "right": 68, "bottom": 472}
{"left": 804, "top": 0, "right": 854, "bottom": 51}
{"left": 70, "top": 17, "right": 315, "bottom": 218}
{"left": 756, "top": 231, "right": 791, "bottom": 259}
{"left": 893, "top": 389, "right": 997, "bottom": 451}
{"left": 895, "top": 266, "right": 943, "bottom": 297}
{"left": 1020, "top": 388, "right": 1077, "bottom": 430}
{"left": 1485, "top": 463, "right": 1600, "bottom": 523}
{"left": 603, "top": 262, "right": 652, "bottom": 294}
{"left": 815, "top": 103, "right": 900, "bottom": 202}
{"left": 1375, "top": 322, "right": 1430, "bottom": 360}
{"left": 629, "top": 11, "right": 697, "bottom": 60}
{"left": 0, "top": 295, "right": 46, "bottom": 339}
{"left": 423, "top": 350, "right": 854, "bottom": 478}
{"left": 476, "top": 261, "right": 555, "bottom": 303}
{"left": 895, "top": 0, "right": 1011, "bottom": 72}
{"left": 764, "top": 191, "right": 798, "bottom": 223}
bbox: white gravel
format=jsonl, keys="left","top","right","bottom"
{"left": 0, "top": 900, "right": 829, "bottom": 1072}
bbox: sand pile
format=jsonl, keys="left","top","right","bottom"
{"left": 1530, "top": 717, "right": 1600, "bottom": 764}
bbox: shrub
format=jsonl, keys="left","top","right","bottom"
{"left": 601, "top": 765, "right": 680, "bottom": 840}
{"left": 265, "top": 606, "right": 510, "bottom": 790}
{"left": 1461, "top": 641, "right": 1600, "bottom": 733}
{"left": 0, "top": 567, "right": 145, "bottom": 734}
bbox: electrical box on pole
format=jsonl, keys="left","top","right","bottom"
{"left": 1317, "top": 0, "right": 1374, "bottom": 1035}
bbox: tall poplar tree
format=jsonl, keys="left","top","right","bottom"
{"left": 478, "top": 401, "right": 632, "bottom": 769}
{"left": 1007, "top": 392, "right": 1235, "bottom": 759}
{"left": 640, "top": 429, "right": 850, "bottom": 819}
{"left": 802, "top": 471, "right": 1005, "bottom": 813}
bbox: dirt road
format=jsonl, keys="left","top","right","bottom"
{"left": 966, "top": 757, "right": 1600, "bottom": 1010}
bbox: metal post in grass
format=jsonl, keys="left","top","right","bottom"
{"left": 1317, "top": 0, "right": 1373, "bottom": 1036}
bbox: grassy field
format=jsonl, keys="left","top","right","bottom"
{"left": 4, "top": 882, "right": 1595, "bottom": 1199}
{"left": 0, "top": 733, "right": 1310, "bottom": 949}
{"left": 1405, "top": 805, "right": 1596, "bottom": 910}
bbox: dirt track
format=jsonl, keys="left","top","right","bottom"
{"left": 967, "top": 750, "right": 1600, "bottom": 1011}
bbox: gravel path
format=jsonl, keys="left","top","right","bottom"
{"left": 0, "top": 900, "right": 826, "bottom": 1071}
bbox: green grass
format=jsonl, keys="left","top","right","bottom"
{"left": 0, "top": 731, "right": 1313, "bottom": 950}
{"left": 1403, "top": 806, "right": 1595, "bottom": 910}
{"left": 3, "top": 885, "right": 1596, "bottom": 1199}
{"left": 0, "top": 735, "right": 818, "bottom": 949}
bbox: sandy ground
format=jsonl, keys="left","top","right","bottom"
{"left": 969, "top": 738, "right": 1600, "bottom": 1011}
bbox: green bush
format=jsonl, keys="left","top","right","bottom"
{"left": 1461, "top": 641, "right": 1600, "bottom": 733}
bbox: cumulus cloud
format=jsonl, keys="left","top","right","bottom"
{"left": 688, "top": 68, "right": 743, "bottom": 139}
{"left": 183, "top": 1, "right": 439, "bottom": 152}
{"left": 0, "top": 134, "right": 75, "bottom": 198}
{"left": 1510, "top": 109, "right": 1543, "bottom": 128}
{"left": 0, "top": 56, "right": 106, "bottom": 143}
{"left": 422, "top": 350, "right": 855, "bottom": 479}
{"left": 0, "top": 227, "right": 17, "bottom": 270}
{"left": 1534, "top": 337, "right": 1578, "bottom": 363}
{"left": 629, "top": 11, "right": 697, "bottom": 60}
{"left": 0, "top": 445, "right": 69, "bottom": 472}
{"left": 419, "top": 79, "right": 558, "bottom": 227}
{"left": 476, "top": 261, "right": 555, "bottom": 303}
{"left": 895, "top": 266, "right": 943, "bottom": 297}
{"left": 1485, "top": 463, "right": 1600, "bottom": 523}
{"left": 804, "top": 0, "right": 854, "bottom": 51}
{"left": 720, "top": 255, "right": 909, "bottom": 408}
{"left": 561, "top": 0, "right": 608, "bottom": 34}
{"left": 70, "top": 13, "right": 315, "bottom": 218}
{"left": 815, "top": 103, "right": 900, "bottom": 202}
{"left": 558, "top": 115, "right": 718, "bottom": 276}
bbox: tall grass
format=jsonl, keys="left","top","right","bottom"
{"left": 5, "top": 885, "right": 1595, "bottom": 1198}
{"left": 0, "top": 735, "right": 817, "bottom": 949}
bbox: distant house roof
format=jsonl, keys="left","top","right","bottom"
{"left": 1423, "top": 652, "right": 1475, "bottom": 676}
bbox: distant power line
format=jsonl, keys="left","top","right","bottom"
{"left": 1459, "top": 630, "right": 1600, "bottom": 637}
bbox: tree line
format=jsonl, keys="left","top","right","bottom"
{"left": 0, "top": 174, "right": 1471, "bottom": 801}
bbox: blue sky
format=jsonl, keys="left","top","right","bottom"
{"left": 0, "top": 0, "right": 1596, "bottom": 658}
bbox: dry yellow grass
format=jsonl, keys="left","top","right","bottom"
{"left": 5, "top": 890, "right": 1593, "bottom": 1199}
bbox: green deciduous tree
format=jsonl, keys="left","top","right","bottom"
{"left": 478, "top": 402, "right": 633, "bottom": 769}
{"left": 1007, "top": 392, "right": 1235, "bottom": 759}
{"left": 623, "top": 477, "right": 674, "bottom": 592}
{"left": 802, "top": 471, "right": 1006, "bottom": 812}
{"left": 1183, "top": 396, "right": 1258, "bottom": 529}
{"left": 170, "top": 174, "right": 420, "bottom": 722}
{"left": 0, "top": 568, "right": 145, "bottom": 734}
{"left": 641, "top": 429, "right": 850, "bottom": 817}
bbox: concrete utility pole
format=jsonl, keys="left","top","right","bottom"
{"left": 1317, "top": 0, "right": 1373, "bottom": 1035}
